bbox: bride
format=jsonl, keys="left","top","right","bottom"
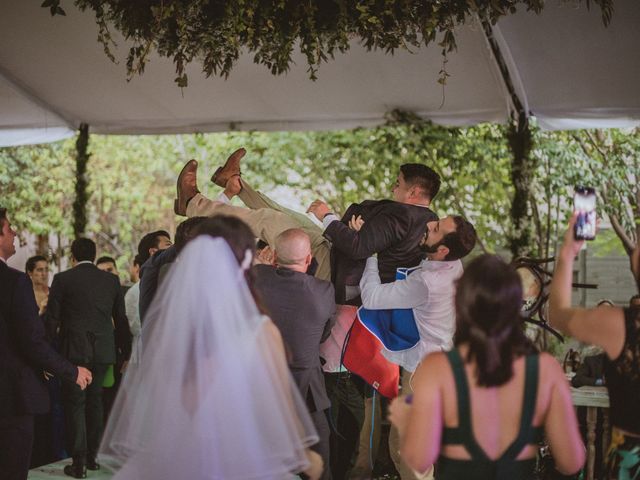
{"left": 99, "top": 216, "right": 322, "bottom": 479}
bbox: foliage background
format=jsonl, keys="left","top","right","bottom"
{"left": 1, "top": 121, "right": 637, "bottom": 281}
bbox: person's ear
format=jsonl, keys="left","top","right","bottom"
{"left": 437, "top": 245, "right": 449, "bottom": 260}
{"left": 305, "top": 253, "right": 312, "bottom": 267}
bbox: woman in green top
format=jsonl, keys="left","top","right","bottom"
{"left": 550, "top": 215, "right": 640, "bottom": 479}
{"left": 389, "top": 254, "right": 585, "bottom": 479}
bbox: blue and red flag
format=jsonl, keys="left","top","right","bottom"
{"left": 342, "top": 267, "right": 421, "bottom": 398}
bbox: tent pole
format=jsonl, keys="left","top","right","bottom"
{"left": 73, "top": 123, "right": 90, "bottom": 239}
{"left": 479, "top": 18, "right": 535, "bottom": 258}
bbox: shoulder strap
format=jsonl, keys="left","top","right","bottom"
{"left": 442, "top": 349, "right": 489, "bottom": 460}
{"left": 501, "top": 354, "right": 540, "bottom": 460}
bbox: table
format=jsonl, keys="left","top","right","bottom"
{"left": 571, "top": 386, "right": 610, "bottom": 480}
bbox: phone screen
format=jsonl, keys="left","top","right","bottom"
{"left": 574, "top": 186, "right": 596, "bottom": 241}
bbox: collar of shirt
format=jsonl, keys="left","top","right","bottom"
{"left": 75, "top": 260, "right": 94, "bottom": 267}
{"left": 0, "top": 256, "right": 6, "bottom": 264}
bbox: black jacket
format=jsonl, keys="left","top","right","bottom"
{"left": 254, "top": 264, "right": 336, "bottom": 412}
{"left": 572, "top": 353, "right": 606, "bottom": 388}
{"left": 45, "top": 263, "right": 131, "bottom": 365}
{"left": 324, "top": 199, "right": 438, "bottom": 305}
{"left": 0, "top": 262, "right": 77, "bottom": 416}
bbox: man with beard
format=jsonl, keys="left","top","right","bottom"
{"left": 174, "top": 149, "right": 443, "bottom": 479}
{"left": 358, "top": 215, "right": 476, "bottom": 479}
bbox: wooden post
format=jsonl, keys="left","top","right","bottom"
{"left": 603, "top": 409, "right": 610, "bottom": 465}
{"left": 586, "top": 406, "right": 597, "bottom": 480}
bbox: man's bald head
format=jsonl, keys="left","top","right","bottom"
{"left": 274, "top": 228, "right": 312, "bottom": 272}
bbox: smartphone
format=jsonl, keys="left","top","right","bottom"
{"left": 573, "top": 186, "right": 597, "bottom": 241}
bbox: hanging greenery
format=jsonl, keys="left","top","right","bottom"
{"left": 43, "top": 0, "right": 613, "bottom": 87}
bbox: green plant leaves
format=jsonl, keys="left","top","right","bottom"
{"left": 47, "top": 0, "right": 613, "bottom": 85}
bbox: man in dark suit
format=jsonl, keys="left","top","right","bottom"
{"left": 306, "top": 164, "right": 440, "bottom": 479}
{"left": 307, "top": 163, "right": 439, "bottom": 305}
{"left": 177, "top": 153, "right": 441, "bottom": 478}
{"left": 254, "top": 228, "right": 336, "bottom": 480}
{"left": 572, "top": 352, "right": 606, "bottom": 388}
{"left": 0, "top": 208, "right": 92, "bottom": 480}
{"left": 45, "top": 238, "right": 131, "bottom": 478}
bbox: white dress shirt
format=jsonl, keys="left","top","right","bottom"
{"left": 359, "top": 256, "right": 462, "bottom": 372}
{"left": 125, "top": 281, "right": 141, "bottom": 363}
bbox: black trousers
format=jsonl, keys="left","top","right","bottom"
{"left": 0, "top": 414, "right": 35, "bottom": 480}
{"left": 62, "top": 363, "right": 109, "bottom": 464}
{"left": 325, "top": 372, "right": 365, "bottom": 480}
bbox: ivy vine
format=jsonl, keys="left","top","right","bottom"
{"left": 44, "top": 0, "right": 613, "bottom": 87}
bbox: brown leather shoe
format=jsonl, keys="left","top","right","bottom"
{"left": 174, "top": 159, "right": 199, "bottom": 216}
{"left": 211, "top": 148, "right": 246, "bottom": 187}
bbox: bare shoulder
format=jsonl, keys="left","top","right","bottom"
{"left": 537, "top": 352, "right": 565, "bottom": 383}
{"left": 414, "top": 351, "right": 450, "bottom": 382}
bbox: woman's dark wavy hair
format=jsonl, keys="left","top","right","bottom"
{"left": 193, "top": 215, "right": 266, "bottom": 314}
{"left": 454, "top": 254, "right": 536, "bottom": 387}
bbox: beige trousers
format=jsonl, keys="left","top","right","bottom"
{"left": 350, "top": 394, "right": 382, "bottom": 479}
{"left": 186, "top": 181, "right": 331, "bottom": 281}
{"left": 388, "top": 369, "right": 434, "bottom": 480}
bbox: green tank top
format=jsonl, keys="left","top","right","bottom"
{"left": 437, "top": 350, "right": 543, "bottom": 480}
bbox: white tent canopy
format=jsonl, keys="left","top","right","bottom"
{"left": 0, "top": 0, "right": 639, "bottom": 147}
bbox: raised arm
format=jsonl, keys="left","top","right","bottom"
{"left": 323, "top": 208, "right": 409, "bottom": 260}
{"left": 549, "top": 215, "right": 625, "bottom": 359}
{"left": 139, "top": 245, "right": 177, "bottom": 322}
{"left": 359, "top": 256, "right": 428, "bottom": 309}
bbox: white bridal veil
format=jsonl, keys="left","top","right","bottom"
{"left": 100, "top": 236, "right": 318, "bottom": 479}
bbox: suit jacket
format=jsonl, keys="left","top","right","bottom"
{"left": 254, "top": 264, "right": 336, "bottom": 412}
{"left": 0, "top": 262, "right": 77, "bottom": 416}
{"left": 324, "top": 199, "right": 438, "bottom": 305}
{"left": 45, "top": 263, "right": 131, "bottom": 365}
{"left": 572, "top": 353, "right": 606, "bottom": 388}
{"left": 139, "top": 245, "right": 177, "bottom": 323}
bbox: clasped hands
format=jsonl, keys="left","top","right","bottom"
{"left": 307, "top": 200, "right": 364, "bottom": 231}
{"left": 75, "top": 366, "right": 93, "bottom": 390}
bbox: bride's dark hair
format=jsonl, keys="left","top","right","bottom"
{"left": 194, "top": 215, "right": 265, "bottom": 313}
{"left": 454, "top": 254, "right": 536, "bottom": 387}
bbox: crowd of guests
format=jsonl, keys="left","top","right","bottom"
{"left": 0, "top": 147, "right": 639, "bottom": 480}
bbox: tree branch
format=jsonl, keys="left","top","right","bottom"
{"left": 529, "top": 192, "right": 544, "bottom": 257}
{"left": 610, "top": 214, "right": 635, "bottom": 255}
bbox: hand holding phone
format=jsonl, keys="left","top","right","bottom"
{"left": 573, "top": 186, "right": 596, "bottom": 241}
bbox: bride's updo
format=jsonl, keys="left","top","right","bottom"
{"left": 194, "top": 215, "right": 265, "bottom": 312}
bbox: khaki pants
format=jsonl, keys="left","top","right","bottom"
{"left": 388, "top": 369, "right": 434, "bottom": 480}
{"left": 350, "top": 394, "right": 382, "bottom": 479}
{"left": 186, "top": 180, "right": 331, "bottom": 281}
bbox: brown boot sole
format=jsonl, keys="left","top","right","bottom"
{"left": 211, "top": 148, "right": 245, "bottom": 187}
{"left": 175, "top": 159, "right": 199, "bottom": 216}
